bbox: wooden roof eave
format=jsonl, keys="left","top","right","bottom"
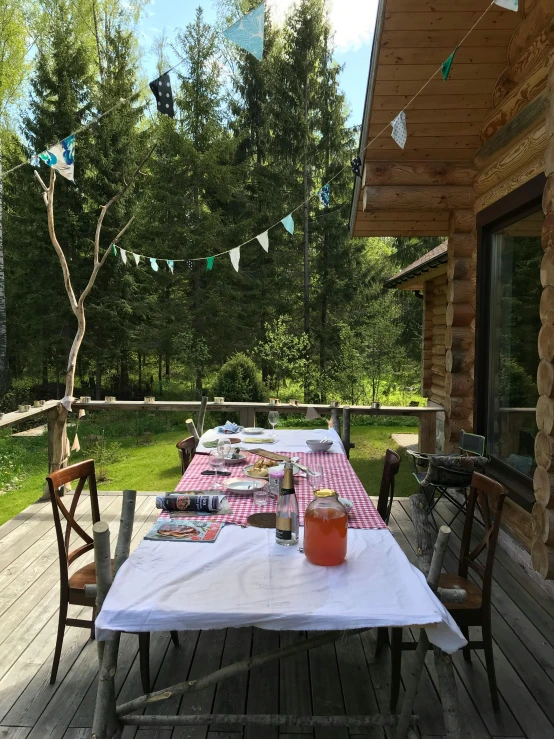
{"left": 349, "top": 0, "right": 388, "bottom": 235}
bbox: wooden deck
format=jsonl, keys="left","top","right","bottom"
{"left": 0, "top": 491, "right": 553, "bottom": 739}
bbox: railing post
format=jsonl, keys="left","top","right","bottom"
{"left": 342, "top": 406, "right": 351, "bottom": 458}
{"left": 418, "top": 411, "right": 436, "bottom": 453}
{"left": 330, "top": 406, "right": 340, "bottom": 435}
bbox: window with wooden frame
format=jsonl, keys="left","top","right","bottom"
{"left": 476, "top": 175, "right": 546, "bottom": 510}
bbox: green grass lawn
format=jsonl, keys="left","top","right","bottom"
{"left": 0, "top": 425, "right": 418, "bottom": 526}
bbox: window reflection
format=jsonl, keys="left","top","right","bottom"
{"left": 488, "top": 210, "right": 544, "bottom": 477}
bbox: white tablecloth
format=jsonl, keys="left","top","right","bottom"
{"left": 95, "top": 526, "right": 466, "bottom": 653}
{"left": 196, "top": 427, "right": 345, "bottom": 455}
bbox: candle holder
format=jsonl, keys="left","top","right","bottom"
{"left": 33, "top": 400, "right": 41, "bottom": 408}
{"left": 105, "top": 396, "right": 116, "bottom": 403}
{"left": 371, "top": 401, "right": 381, "bottom": 409}
{"left": 18, "top": 404, "right": 31, "bottom": 412}
{"left": 144, "top": 396, "right": 155, "bottom": 403}
{"left": 269, "top": 397, "right": 279, "bottom": 405}
{"left": 330, "top": 400, "right": 340, "bottom": 408}
{"left": 213, "top": 396, "right": 224, "bottom": 404}
{"left": 288, "top": 399, "right": 299, "bottom": 406}
{"left": 80, "top": 396, "right": 91, "bottom": 403}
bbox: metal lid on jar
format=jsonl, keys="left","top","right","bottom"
{"left": 314, "top": 488, "right": 337, "bottom": 498}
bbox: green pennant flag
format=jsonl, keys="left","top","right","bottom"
{"left": 111, "top": 243, "right": 117, "bottom": 256}
{"left": 442, "top": 47, "right": 457, "bottom": 81}
{"left": 206, "top": 256, "right": 214, "bottom": 271}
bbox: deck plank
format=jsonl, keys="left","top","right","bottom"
{"left": 279, "top": 632, "right": 313, "bottom": 736}
{"left": 210, "top": 627, "right": 252, "bottom": 734}
{"left": 244, "top": 628, "right": 279, "bottom": 739}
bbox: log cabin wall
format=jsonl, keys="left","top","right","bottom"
{"left": 422, "top": 273, "right": 447, "bottom": 407}
{"left": 351, "top": 0, "right": 554, "bottom": 575}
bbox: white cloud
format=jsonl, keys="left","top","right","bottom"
{"left": 268, "top": 0, "right": 378, "bottom": 53}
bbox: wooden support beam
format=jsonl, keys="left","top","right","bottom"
{"left": 495, "top": 28, "right": 552, "bottom": 106}
{"left": 475, "top": 150, "right": 546, "bottom": 212}
{"left": 508, "top": 0, "right": 553, "bottom": 66}
{"left": 363, "top": 186, "right": 474, "bottom": 211}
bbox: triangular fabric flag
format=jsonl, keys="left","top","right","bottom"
{"left": 391, "top": 111, "right": 407, "bottom": 149}
{"left": 351, "top": 156, "right": 362, "bottom": 178}
{"left": 149, "top": 72, "right": 175, "bottom": 117}
{"left": 30, "top": 154, "right": 40, "bottom": 168}
{"left": 38, "top": 134, "right": 76, "bottom": 181}
{"left": 133, "top": 253, "right": 141, "bottom": 266}
{"left": 206, "top": 256, "right": 214, "bottom": 270}
{"left": 119, "top": 248, "right": 127, "bottom": 264}
{"left": 441, "top": 47, "right": 457, "bottom": 81}
{"left": 494, "top": 0, "right": 517, "bottom": 9}
{"left": 318, "top": 184, "right": 330, "bottom": 208}
{"left": 111, "top": 243, "right": 117, "bottom": 256}
{"left": 78, "top": 408, "right": 86, "bottom": 418}
{"left": 167, "top": 259, "right": 174, "bottom": 274}
{"left": 150, "top": 257, "right": 159, "bottom": 272}
{"left": 223, "top": 2, "right": 265, "bottom": 61}
{"left": 71, "top": 432, "right": 80, "bottom": 452}
{"left": 281, "top": 214, "right": 294, "bottom": 235}
{"left": 229, "top": 246, "right": 240, "bottom": 272}
{"left": 257, "top": 231, "right": 269, "bottom": 252}
{"left": 305, "top": 406, "right": 321, "bottom": 421}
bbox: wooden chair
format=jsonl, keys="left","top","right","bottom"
{"left": 47, "top": 460, "right": 153, "bottom": 690}
{"left": 388, "top": 472, "right": 507, "bottom": 712}
{"left": 376, "top": 448, "right": 401, "bottom": 525}
{"left": 176, "top": 436, "right": 196, "bottom": 474}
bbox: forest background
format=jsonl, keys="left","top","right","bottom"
{"left": 0, "top": 0, "right": 439, "bottom": 412}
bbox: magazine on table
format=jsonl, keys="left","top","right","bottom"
{"left": 145, "top": 518, "right": 225, "bottom": 543}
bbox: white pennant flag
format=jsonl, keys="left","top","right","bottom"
{"left": 120, "top": 248, "right": 127, "bottom": 264}
{"left": 305, "top": 406, "right": 321, "bottom": 421}
{"left": 71, "top": 432, "right": 81, "bottom": 452}
{"left": 133, "top": 253, "right": 140, "bottom": 266}
{"left": 257, "top": 231, "right": 269, "bottom": 252}
{"left": 494, "top": 0, "right": 517, "bottom": 9}
{"left": 230, "top": 246, "right": 240, "bottom": 272}
{"left": 391, "top": 111, "right": 407, "bottom": 149}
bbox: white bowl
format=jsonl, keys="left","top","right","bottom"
{"left": 306, "top": 439, "right": 333, "bottom": 452}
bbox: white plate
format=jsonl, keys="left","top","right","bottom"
{"left": 243, "top": 427, "right": 264, "bottom": 434}
{"left": 226, "top": 479, "right": 265, "bottom": 495}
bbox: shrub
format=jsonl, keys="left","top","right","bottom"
{"left": 212, "top": 354, "right": 267, "bottom": 403}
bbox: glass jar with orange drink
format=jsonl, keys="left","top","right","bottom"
{"left": 304, "top": 489, "right": 347, "bottom": 566}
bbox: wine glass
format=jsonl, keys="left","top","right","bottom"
{"left": 210, "top": 449, "right": 225, "bottom": 490}
{"left": 268, "top": 410, "right": 279, "bottom": 437}
{"left": 307, "top": 464, "right": 324, "bottom": 495}
{"left": 217, "top": 438, "right": 231, "bottom": 464}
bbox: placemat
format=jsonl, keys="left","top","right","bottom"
{"left": 167, "top": 451, "right": 386, "bottom": 530}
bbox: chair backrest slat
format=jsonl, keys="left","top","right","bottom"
{"left": 47, "top": 460, "right": 100, "bottom": 588}
{"left": 176, "top": 436, "right": 196, "bottom": 474}
{"left": 459, "top": 429, "right": 486, "bottom": 457}
{"left": 377, "top": 449, "right": 401, "bottom": 524}
{"left": 458, "top": 471, "right": 507, "bottom": 606}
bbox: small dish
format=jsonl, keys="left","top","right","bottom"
{"left": 224, "top": 453, "right": 247, "bottom": 465}
{"left": 227, "top": 479, "right": 265, "bottom": 495}
{"left": 243, "top": 427, "right": 263, "bottom": 434}
{"left": 306, "top": 439, "right": 333, "bottom": 452}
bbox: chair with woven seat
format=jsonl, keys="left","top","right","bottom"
{"left": 388, "top": 471, "right": 507, "bottom": 712}
{"left": 47, "top": 460, "right": 155, "bottom": 690}
{"left": 176, "top": 436, "right": 197, "bottom": 474}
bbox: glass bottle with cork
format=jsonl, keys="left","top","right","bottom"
{"left": 275, "top": 461, "right": 299, "bottom": 546}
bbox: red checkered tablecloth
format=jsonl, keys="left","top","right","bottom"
{"left": 166, "top": 451, "right": 386, "bottom": 529}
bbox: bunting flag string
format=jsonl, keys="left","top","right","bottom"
{"left": 22, "top": 0, "right": 501, "bottom": 278}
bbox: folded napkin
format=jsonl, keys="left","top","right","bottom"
{"left": 156, "top": 493, "right": 226, "bottom": 513}
{"left": 215, "top": 421, "right": 241, "bottom": 434}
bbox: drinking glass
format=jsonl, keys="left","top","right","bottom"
{"left": 268, "top": 410, "right": 279, "bottom": 437}
{"left": 217, "top": 438, "right": 231, "bottom": 464}
{"left": 307, "top": 464, "right": 324, "bottom": 494}
{"left": 210, "top": 450, "right": 225, "bottom": 490}
{"left": 253, "top": 483, "right": 269, "bottom": 506}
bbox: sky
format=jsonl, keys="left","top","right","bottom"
{"left": 137, "top": 0, "right": 378, "bottom": 126}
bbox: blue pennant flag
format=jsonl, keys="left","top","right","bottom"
{"left": 150, "top": 257, "right": 159, "bottom": 272}
{"left": 281, "top": 213, "right": 294, "bottom": 235}
{"left": 38, "top": 134, "right": 76, "bottom": 181}
{"left": 319, "top": 184, "right": 330, "bottom": 208}
{"left": 223, "top": 2, "right": 265, "bottom": 61}
{"left": 167, "top": 259, "right": 174, "bottom": 274}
